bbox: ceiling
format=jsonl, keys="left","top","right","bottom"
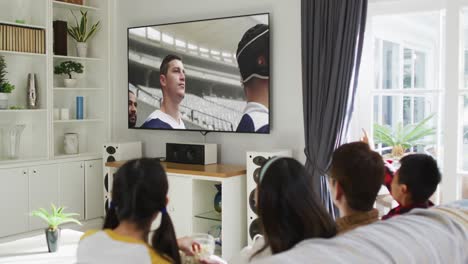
{"left": 150, "top": 14, "right": 268, "bottom": 55}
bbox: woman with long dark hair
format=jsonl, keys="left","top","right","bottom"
{"left": 77, "top": 158, "right": 194, "bottom": 264}
{"left": 229, "top": 157, "right": 337, "bottom": 263}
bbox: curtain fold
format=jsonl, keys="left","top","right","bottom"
{"left": 301, "top": 0, "right": 368, "bottom": 217}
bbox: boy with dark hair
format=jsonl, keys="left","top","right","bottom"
{"left": 328, "top": 142, "right": 385, "bottom": 233}
{"left": 382, "top": 153, "right": 441, "bottom": 220}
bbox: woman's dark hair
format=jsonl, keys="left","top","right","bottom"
{"left": 253, "top": 157, "right": 337, "bottom": 258}
{"left": 103, "top": 158, "right": 181, "bottom": 264}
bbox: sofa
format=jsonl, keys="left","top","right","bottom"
{"left": 253, "top": 200, "right": 468, "bottom": 264}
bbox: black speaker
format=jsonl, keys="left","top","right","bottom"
{"left": 166, "top": 143, "right": 217, "bottom": 165}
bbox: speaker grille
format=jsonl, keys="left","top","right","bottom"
{"left": 106, "top": 146, "right": 116, "bottom": 154}
{"left": 249, "top": 218, "right": 261, "bottom": 239}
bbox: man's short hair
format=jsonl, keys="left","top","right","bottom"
{"left": 398, "top": 154, "right": 441, "bottom": 203}
{"left": 329, "top": 142, "right": 385, "bottom": 211}
{"left": 160, "top": 54, "right": 182, "bottom": 76}
{"left": 236, "top": 24, "right": 269, "bottom": 83}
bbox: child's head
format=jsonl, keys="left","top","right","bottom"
{"left": 103, "top": 158, "right": 180, "bottom": 264}
{"left": 391, "top": 154, "right": 441, "bottom": 206}
{"left": 329, "top": 142, "right": 385, "bottom": 213}
{"left": 255, "top": 157, "right": 337, "bottom": 256}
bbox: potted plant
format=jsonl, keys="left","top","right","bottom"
{"left": 373, "top": 113, "right": 436, "bottom": 158}
{"left": 31, "top": 204, "right": 81, "bottom": 253}
{"left": 67, "top": 10, "right": 100, "bottom": 57}
{"left": 54, "top": 61, "right": 84, "bottom": 87}
{"left": 0, "top": 55, "right": 15, "bottom": 109}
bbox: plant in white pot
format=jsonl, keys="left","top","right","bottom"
{"left": 0, "top": 55, "right": 15, "bottom": 109}
{"left": 67, "top": 10, "right": 100, "bottom": 57}
{"left": 54, "top": 61, "right": 83, "bottom": 88}
{"left": 31, "top": 204, "right": 81, "bottom": 253}
{"left": 373, "top": 113, "right": 436, "bottom": 159}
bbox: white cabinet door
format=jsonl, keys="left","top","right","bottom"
{"left": 59, "top": 161, "right": 85, "bottom": 221}
{"left": 0, "top": 168, "right": 29, "bottom": 237}
{"left": 29, "top": 164, "right": 59, "bottom": 230}
{"left": 85, "top": 159, "right": 104, "bottom": 219}
{"left": 165, "top": 174, "right": 193, "bottom": 237}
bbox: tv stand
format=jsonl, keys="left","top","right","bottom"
{"left": 105, "top": 161, "right": 246, "bottom": 260}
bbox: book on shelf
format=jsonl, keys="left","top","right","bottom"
{"left": 0, "top": 24, "right": 45, "bottom": 54}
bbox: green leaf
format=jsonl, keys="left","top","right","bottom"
{"left": 30, "top": 204, "right": 81, "bottom": 229}
{"left": 372, "top": 113, "right": 437, "bottom": 157}
{"left": 67, "top": 10, "right": 100, "bottom": 43}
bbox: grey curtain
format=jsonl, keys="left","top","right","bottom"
{"left": 301, "top": 0, "right": 368, "bottom": 217}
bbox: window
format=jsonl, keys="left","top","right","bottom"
{"left": 372, "top": 37, "right": 439, "bottom": 157}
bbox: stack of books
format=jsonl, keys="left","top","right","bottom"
{"left": 0, "top": 24, "right": 46, "bottom": 54}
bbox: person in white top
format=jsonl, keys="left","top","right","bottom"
{"left": 142, "top": 54, "right": 186, "bottom": 129}
{"left": 77, "top": 158, "right": 200, "bottom": 264}
{"left": 205, "top": 157, "right": 338, "bottom": 264}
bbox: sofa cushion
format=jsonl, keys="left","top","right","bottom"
{"left": 253, "top": 201, "right": 468, "bottom": 264}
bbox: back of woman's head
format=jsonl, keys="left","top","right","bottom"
{"left": 103, "top": 158, "right": 180, "bottom": 264}
{"left": 256, "top": 157, "right": 337, "bottom": 255}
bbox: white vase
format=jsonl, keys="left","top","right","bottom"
{"left": 1, "top": 124, "right": 26, "bottom": 159}
{"left": 76, "top": 42, "right": 88, "bottom": 57}
{"left": 64, "top": 133, "right": 79, "bottom": 154}
{"left": 0, "top": 93, "right": 8, "bottom": 109}
{"left": 64, "top": 79, "right": 77, "bottom": 88}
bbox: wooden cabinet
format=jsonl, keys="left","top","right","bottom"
{"left": 0, "top": 158, "right": 103, "bottom": 237}
{"left": 165, "top": 174, "right": 193, "bottom": 237}
{"left": 59, "top": 161, "right": 85, "bottom": 221}
{"left": 84, "top": 159, "right": 103, "bottom": 220}
{"left": 0, "top": 168, "right": 28, "bottom": 237}
{"left": 29, "top": 164, "right": 60, "bottom": 230}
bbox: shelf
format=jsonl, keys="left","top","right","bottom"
{"left": 0, "top": 157, "right": 48, "bottom": 167}
{"left": 0, "top": 20, "right": 46, "bottom": 30}
{"left": 53, "top": 87, "right": 104, "bottom": 91}
{"left": 0, "top": 109, "right": 47, "bottom": 113}
{"left": 54, "top": 119, "right": 103, "bottom": 124}
{"left": 53, "top": 55, "right": 102, "bottom": 62}
{"left": 194, "top": 211, "right": 222, "bottom": 222}
{"left": 54, "top": 152, "right": 101, "bottom": 160}
{"left": 52, "top": 1, "right": 100, "bottom": 11}
{"left": 0, "top": 50, "right": 46, "bottom": 57}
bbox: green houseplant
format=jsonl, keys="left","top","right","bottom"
{"left": 0, "top": 55, "right": 15, "bottom": 109}
{"left": 54, "top": 61, "right": 83, "bottom": 87}
{"left": 67, "top": 10, "right": 100, "bottom": 57}
{"left": 31, "top": 204, "right": 81, "bottom": 253}
{"left": 373, "top": 114, "right": 436, "bottom": 158}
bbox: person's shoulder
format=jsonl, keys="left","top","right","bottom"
{"left": 236, "top": 114, "right": 255, "bottom": 132}
{"left": 80, "top": 229, "right": 100, "bottom": 241}
{"left": 142, "top": 118, "right": 173, "bottom": 129}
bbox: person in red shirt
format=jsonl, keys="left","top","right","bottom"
{"left": 382, "top": 153, "right": 441, "bottom": 220}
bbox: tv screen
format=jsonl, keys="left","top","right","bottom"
{"left": 128, "top": 13, "right": 270, "bottom": 133}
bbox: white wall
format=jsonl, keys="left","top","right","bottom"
{"left": 111, "top": 0, "right": 304, "bottom": 165}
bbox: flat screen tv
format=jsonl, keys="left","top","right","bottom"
{"left": 127, "top": 13, "right": 270, "bottom": 133}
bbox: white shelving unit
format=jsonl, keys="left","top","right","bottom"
{"left": 0, "top": 0, "right": 109, "bottom": 238}
{"left": 0, "top": 0, "right": 110, "bottom": 163}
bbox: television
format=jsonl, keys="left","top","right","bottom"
{"left": 127, "top": 13, "right": 270, "bottom": 134}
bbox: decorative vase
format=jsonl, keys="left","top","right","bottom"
{"left": 64, "top": 78, "right": 77, "bottom": 88}
{"left": 1, "top": 124, "right": 25, "bottom": 159}
{"left": 27, "top": 73, "right": 38, "bottom": 109}
{"left": 214, "top": 184, "right": 222, "bottom": 213}
{"left": 64, "top": 133, "right": 79, "bottom": 154}
{"left": 0, "top": 93, "right": 8, "bottom": 109}
{"left": 76, "top": 42, "right": 87, "bottom": 57}
{"left": 45, "top": 228, "right": 61, "bottom": 253}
